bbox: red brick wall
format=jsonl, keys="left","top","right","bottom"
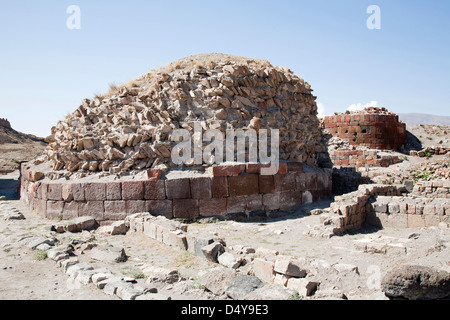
{"left": 20, "top": 163, "right": 332, "bottom": 223}
{"left": 323, "top": 114, "right": 406, "bottom": 150}
{"left": 330, "top": 149, "right": 401, "bottom": 168}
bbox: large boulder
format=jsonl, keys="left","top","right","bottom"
{"left": 382, "top": 265, "right": 450, "bottom": 300}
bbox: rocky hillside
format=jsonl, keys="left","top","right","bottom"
{"left": 0, "top": 120, "right": 47, "bottom": 173}
{"left": 398, "top": 113, "right": 450, "bottom": 126}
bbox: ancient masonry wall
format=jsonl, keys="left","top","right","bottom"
{"left": 0, "top": 118, "right": 11, "bottom": 129}
{"left": 308, "top": 183, "right": 450, "bottom": 238}
{"left": 323, "top": 114, "right": 406, "bottom": 150}
{"left": 330, "top": 149, "right": 401, "bottom": 169}
{"left": 20, "top": 162, "right": 332, "bottom": 224}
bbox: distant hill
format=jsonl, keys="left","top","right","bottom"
{"left": 0, "top": 125, "right": 46, "bottom": 145}
{"left": 398, "top": 113, "right": 450, "bottom": 126}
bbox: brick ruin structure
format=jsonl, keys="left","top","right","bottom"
{"left": 322, "top": 107, "right": 407, "bottom": 195}
{"left": 20, "top": 54, "right": 332, "bottom": 224}
{"left": 324, "top": 107, "right": 406, "bottom": 151}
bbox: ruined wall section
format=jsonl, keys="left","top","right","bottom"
{"left": 324, "top": 113, "right": 406, "bottom": 150}
{"left": 20, "top": 162, "right": 332, "bottom": 223}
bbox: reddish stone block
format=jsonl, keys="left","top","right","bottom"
{"left": 63, "top": 202, "right": 79, "bottom": 220}
{"left": 122, "top": 181, "right": 145, "bottom": 200}
{"left": 274, "top": 173, "right": 296, "bottom": 192}
{"left": 165, "top": 178, "right": 191, "bottom": 199}
{"left": 246, "top": 163, "right": 271, "bottom": 174}
{"left": 263, "top": 193, "right": 280, "bottom": 211}
{"left": 47, "top": 184, "right": 62, "bottom": 201}
{"left": 126, "top": 200, "right": 146, "bottom": 214}
{"left": 36, "top": 183, "right": 48, "bottom": 200}
{"left": 280, "top": 190, "right": 302, "bottom": 211}
{"left": 78, "top": 201, "right": 104, "bottom": 221}
{"left": 316, "top": 173, "right": 330, "bottom": 190}
{"left": 212, "top": 176, "right": 228, "bottom": 198}
{"left": 147, "top": 168, "right": 162, "bottom": 181}
{"left": 84, "top": 182, "right": 106, "bottom": 201}
{"left": 227, "top": 197, "right": 247, "bottom": 214}
{"left": 278, "top": 163, "right": 288, "bottom": 175}
{"left": 190, "top": 177, "right": 212, "bottom": 199}
{"left": 212, "top": 164, "right": 243, "bottom": 177}
{"left": 295, "top": 173, "right": 307, "bottom": 191}
{"left": 72, "top": 183, "right": 85, "bottom": 201}
{"left": 144, "top": 180, "right": 166, "bottom": 200}
{"left": 62, "top": 184, "right": 73, "bottom": 202}
{"left": 173, "top": 199, "right": 199, "bottom": 219}
{"left": 27, "top": 170, "right": 44, "bottom": 182}
{"left": 46, "top": 201, "right": 64, "bottom": 220}
{"left": 146, "top": 200, "right": 173, "bottom": 219}
{"left": 104, "top": 200, "right": 127, "bottom": 220}
{"left": 305, "top": 172, "right": 317, "bottom": 190}
{"left": 287, "top": 162, "right": 304, "bottom": 173}
{"left": 259, "top": 175, "right": 274, "bottom": 194}
{"left": 106, "top": 182, "right": 122, "bottom": 200}
{"left": 246, "top": 194, "right": 263, "bottom": 212}
{"left": 34, "top": 198, "right": 47, "bottom": 218}
{"left": 228, "top": 174, "right": 259, "bottom": 197}
{"left": 199, "top": 198, "right": 227, "bottom": 217}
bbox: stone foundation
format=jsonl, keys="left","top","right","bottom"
{"left": 20, "top": 162, "right": 332, "bottom": 223}
{"left": 308, "top": 183, "right": 450, "bottom": 238}
{"left": 330, "top": 149, "right": 402, "bottom": 168}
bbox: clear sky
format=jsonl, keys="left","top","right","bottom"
{"left": 1, "top": 0, "right": 449, "bottom": 137}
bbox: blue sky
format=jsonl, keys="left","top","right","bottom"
{"left": 0, "top": 0, "right": 449, "bottom": 137}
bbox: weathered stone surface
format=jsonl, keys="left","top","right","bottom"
{"left": 286, "top": 278, "right": 319, "bottom": 297}
{"left": 274, "top": 259, "right": 307, "bottom": 278}
{"left": 245, "top": 284, "right": 294, "bottom": 300}
{"left": 202, "top": 242, "right": 225, "bottom": 263}
{"left": 97, "top": 220, "right": 128, "bottom": 235}
{"left": 66, "top": 216, "right": 97, "bottom": 232}
{"left": 218, "top": 252, "right": 242, "bottom": 269}
{"left": 89, "top": 245, "right": 127, "bottom": 263}
{"left": 224, "top": 275, "right": 264, "bottom": 300}
{"left": 198, "top": 267, "right": 237, "bottom": 296}
{"left": 382, "top": 265, "right": 450, "bottom": 300}
{"left": 252, "top": 258, "right": 275, "bottom": 283}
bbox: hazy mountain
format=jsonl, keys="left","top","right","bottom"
{"left": 398, "top": 113, "right": 450, "bottom": 126}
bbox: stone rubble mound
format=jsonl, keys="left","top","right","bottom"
{"left": 45, "top": 53, "right": 326, "bottom": 175}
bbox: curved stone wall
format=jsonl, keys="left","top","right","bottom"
{"left": 324, "top": 113, "right": 406, "bottom": 150}
{"left": 20, "top": 162, "right": 332, "bottom": 224}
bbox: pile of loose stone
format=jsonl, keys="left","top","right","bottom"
{"left": 44, "top": 53, "right": 326, "bottom": 177}
{"left": 332, "top": 107, "right": 398, "bottom": 116}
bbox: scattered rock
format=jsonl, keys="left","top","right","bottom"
{"left": 198, "top": 267, "right": 237, "bottom": 296}
{"left": 286, "top": 278, "right": 319, "bottom": 297}
{"left": 218, "top": 252, "right": 242, "bottom": 269}
{"left": 97, "top": 221, "right": 128, "bottom": 236}
{"left": 89, "top": 245, "right": 127, "bottom": 263}
{"left": 201, "top": 242, "right": 225, "bottom": 263}
{"left": 66, "top": 216, "right": 97, "bottom": 233}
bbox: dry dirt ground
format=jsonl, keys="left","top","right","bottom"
{"left": 1, "top": 173, "right": 449, "bottom": 300}
{"left": 0, "top": 125, "right": 449, "bottom": 300}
